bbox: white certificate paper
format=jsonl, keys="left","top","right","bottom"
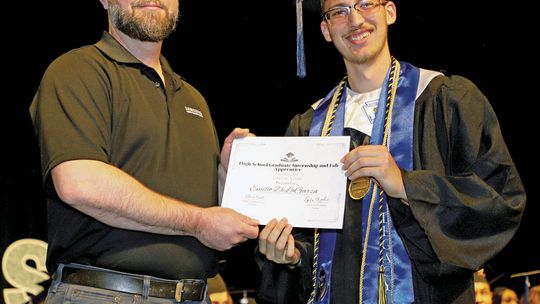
{"left": 221, "top": 136, "right": 350, "bottom": 229}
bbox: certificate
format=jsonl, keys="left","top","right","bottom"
{"left": 221, "top": 136, "right": 350, "bottom": 229}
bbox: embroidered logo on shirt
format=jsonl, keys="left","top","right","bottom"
{"left": 361, "top": 100, "right": 378, "bottom": 124}
{"left": 184, "top": 106, "right": 204, "bottom": 118}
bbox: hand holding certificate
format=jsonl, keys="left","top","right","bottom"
{"left": 221, "top": 136, "right": 349, "bottom": 229}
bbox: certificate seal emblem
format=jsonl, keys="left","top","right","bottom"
{"left": 348, "top": 177, "right": 371, "bottom": 200}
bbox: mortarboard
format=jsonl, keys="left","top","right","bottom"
{"left": 511, "top": 270, "right": 540, "bottom": 304}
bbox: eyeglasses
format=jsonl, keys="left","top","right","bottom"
{"left": 322, "top": 0, "right": 388, "bottom": 23}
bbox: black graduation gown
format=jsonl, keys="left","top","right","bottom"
{"left": 255, "top": 75, "right": 526, "bottom": 304}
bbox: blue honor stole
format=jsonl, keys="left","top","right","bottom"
{"left": 308, "top": 61, "right": 419, "bottom": 304}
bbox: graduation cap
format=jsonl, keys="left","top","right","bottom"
{"left": 295, "top": 0, "right": 323, "bottom": 78}
{"left": 510, "top": 270, "right": 540, "bottom": 304}
{"left": 474, "top": 269, "right": 489, "bottom": 283}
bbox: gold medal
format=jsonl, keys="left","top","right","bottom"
{"left": 348, "top": 176, "right": 371, "bottom": 200}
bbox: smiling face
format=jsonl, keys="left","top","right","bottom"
{"left": 101, "top": 0, "right": 179, "bottom": 42}
{"left": 320, "top": 0, "right": 396, "bottom": 66}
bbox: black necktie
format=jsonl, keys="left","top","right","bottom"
{"left": 346, "top": 127, "right": 368, "bottom": 150}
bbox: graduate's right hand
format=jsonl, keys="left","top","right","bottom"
{"left": 258, "top": 218, "right": 300, "bottom": 266}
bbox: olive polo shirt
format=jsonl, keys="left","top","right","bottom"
{"left": 30, "top": 32, "right": 220, "bottom": 279}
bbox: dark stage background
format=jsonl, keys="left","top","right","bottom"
{"left": 2, "top": 1, "right": 537, "bottom": 303}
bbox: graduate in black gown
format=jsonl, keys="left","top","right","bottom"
{"left": 255, "top": 0, "right": 526, "bottom": 303}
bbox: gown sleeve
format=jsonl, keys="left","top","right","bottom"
{"left": 391, "top": 75, "right": 526, "bottom": 283}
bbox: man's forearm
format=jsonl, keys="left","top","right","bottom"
{"left": 51, "top": 159, "right": 202, "bottom": 235}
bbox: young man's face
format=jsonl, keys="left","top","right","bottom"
{"left": 319, "top": 0, "right": 396, "bottom": 65}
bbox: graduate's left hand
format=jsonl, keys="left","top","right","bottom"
{"left": 341, "top": 145, "right": 407, "bottom": 200}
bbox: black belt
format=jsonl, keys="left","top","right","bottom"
{"left": 57, "top": 266, "right": 205, "bottom": 302}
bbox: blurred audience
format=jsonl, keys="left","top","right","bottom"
{"left": 493, "top": 286, "right": 519, "bottom": 304}
{"left": 208, "top": 274, "right": 234, "bottom": 304}
{"left": 521, "top": 285, "right": 540, "bottom": 304}
{"left": 475, "top": 271, "right": 493, "bottom": 304}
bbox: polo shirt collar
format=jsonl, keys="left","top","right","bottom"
{"left": 95, "top": 31, "right": 184, "bottom": 90}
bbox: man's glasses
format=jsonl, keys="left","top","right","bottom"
{"left": 322, "top": 0, "right": 388, "bottom": 23}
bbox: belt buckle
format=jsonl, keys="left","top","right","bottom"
{"left": 174, "top": 281, "right": 184, "bottom": 302}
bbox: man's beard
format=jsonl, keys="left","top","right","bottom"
{"left": 108, "top": 0, "right": 179, "bottom": 42}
